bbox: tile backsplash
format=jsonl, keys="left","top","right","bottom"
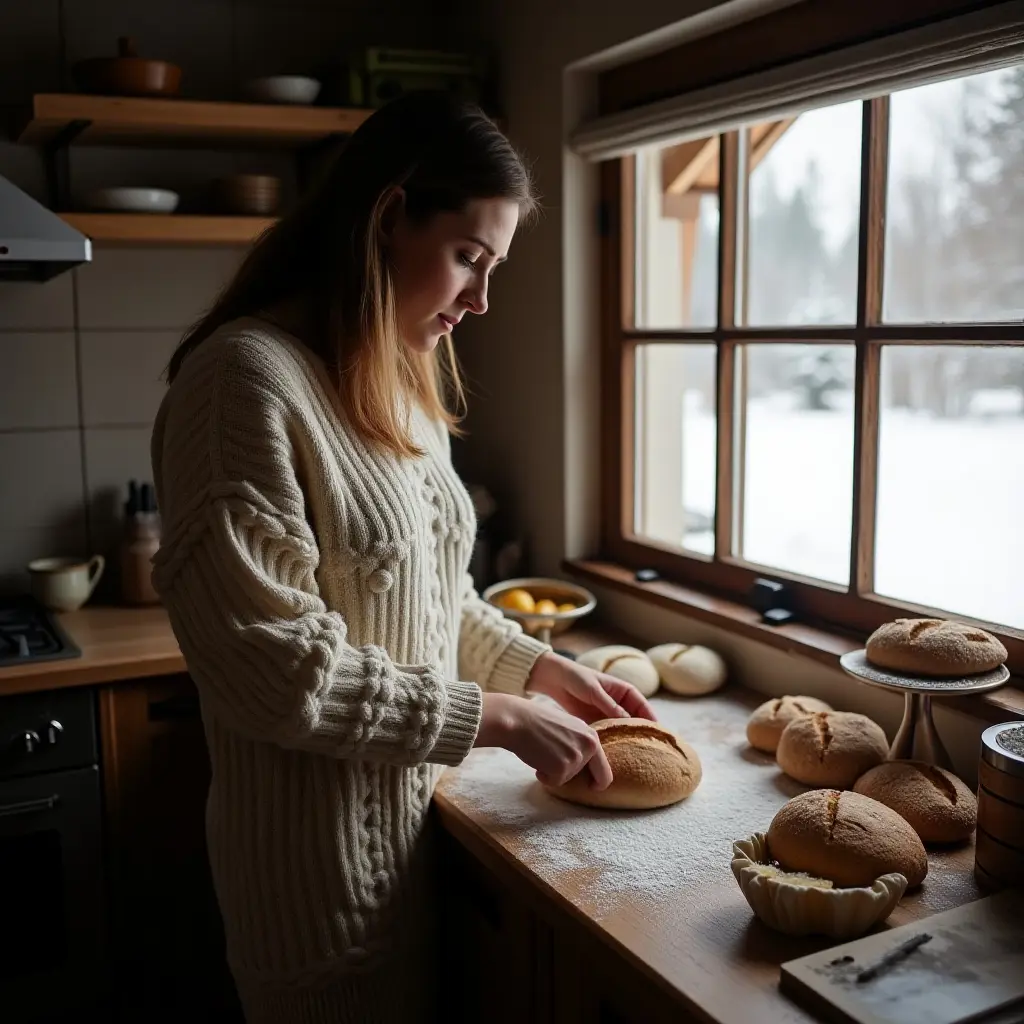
{"left": 0, "top": 248, "right": 245, "bottom": 594}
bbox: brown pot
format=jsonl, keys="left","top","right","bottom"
{"left": 73, "top": 37, "right": 182, "bottom": 98}
{"left": 216, "top": 174, "right": 281, "bottom": 216}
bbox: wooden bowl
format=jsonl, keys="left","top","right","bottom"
{"left": 482, "top": 577, "right": 596, "bottom": 642}
{"left": 215, "top": 174, "right": 281, "bottom": 216}
{"left": 73, "top": 37, "right": 181, "bottom": 98}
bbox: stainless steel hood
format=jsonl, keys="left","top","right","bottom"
{"left": 0, "top": 174, "right": 91, "bottom": 281}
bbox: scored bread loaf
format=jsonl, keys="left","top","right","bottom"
{"left": 853, "top": 760, "right": 977, "bottom": 844}
{"left": 767, "top": 789, "right": 928, "bottom": 888}
{"left": 576, "top": 645, "right": 660, "bottom": 697}
{"left": 544, "top": 718, "right": 702, "bottom": 810}
{"left": 646, "top": 643, "right": 727, "bottom": 696}
{"left": 866, "top": 618, "right": 1007, "bottom": 678}
{"left": 746, "top": 695, "right": 833, "bottom": 754}
{"left": 776, "top": 711, "right": 888, "bottom": 788}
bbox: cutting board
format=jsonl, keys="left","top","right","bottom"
{"left": 780, "top": 889, "right": 1024, "bottom": 1024}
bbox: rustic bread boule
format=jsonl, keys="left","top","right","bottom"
{"left": 866, "top": 618, "right": 1007, "bottom": 678}
{"left": 577, "top": 645, "right": 660, "bottom": 697}
{"left": 746, "top": 695, "right": 833, "bottom": 754}
{"left": 853, "top": 760, "right": 977, "bottom": 844}
{"left": 544, "top": 718, "right": 701, "bottom": 810}
{"left": 776, "top": 711, "right": 888, "bottom": 788}
{"left": 767, "top": 789, "right": 928, "bottom": 888}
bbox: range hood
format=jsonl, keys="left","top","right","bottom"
{"left": 0, "top": 174, "right": 91, "bottom": 281}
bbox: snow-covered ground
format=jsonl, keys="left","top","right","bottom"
{"left": 675, "top": 397, "right": 1024, "bottom": 629}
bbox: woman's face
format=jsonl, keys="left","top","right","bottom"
{"left": 387, "top": 196, "right": 520, "bottom": 352}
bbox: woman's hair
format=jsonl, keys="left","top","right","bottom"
{"left": 167, "top": 90, "right": 537, "bottom": 458}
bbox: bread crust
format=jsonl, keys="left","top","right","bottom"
{"left": 577, "top": 646, "right": 660, "bottom": 697}
{"left": 866, "top": 618, "right": 1007, "bottom": 678}
{"left": 746, "top": 695, "right": 833, "bottom": 754}
{"left": 767, "top": 789, "right": 928, "bottom": 888}
{"left": 776, "top": 711, "right": 888, "bottom": 788}
{"left": 853, "top": 760, "right": 977, "bottom": 844}
{"left": 545, "top": 718, "right": 702, "bottom": 810}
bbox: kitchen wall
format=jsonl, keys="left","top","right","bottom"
{"left": 447, "top": 0, "right": 995, "bottom": 782}
{"left": 0, "top": 0, "right": 445, "bottom": 594}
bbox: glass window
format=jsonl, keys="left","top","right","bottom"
{"left": 875, "top": 345, "right": 1024, "bottom": 628}
{"left": 735, "top": 344, "right": 856, "bottom": 584}
{"left": 634, "top": 138, "right": 719, "bottom": 329}
{"left": 633, "top": 344, "right": 717, "bottom": 555}
{"left": 885, "top": 65, "right": 1024, "bottom": 323}
{"left": 744, "top": 103, "right": 863, "bottom": 326}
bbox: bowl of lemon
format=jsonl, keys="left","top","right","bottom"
{"left": 482, "top": 577, "right": 597, "bottom": 644}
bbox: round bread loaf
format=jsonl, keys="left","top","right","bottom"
{"left": 646, "top": 643, "right": 727, "bottom": 696}
{"left": 866, "top": 618, "right": 1007, "bottom": 678}
{"left": 544, "top": 718, "right": 701, "bottom": 810}
{"left": 767, "top": 789, "right": 928, "bottom": 888}
{"left": 776, "top": 711, "right": 888, "bottom": 788}
{"left": 853, "top": 760, "right": 977, "bottom": 844}
{"left": 576, "top": 645, "right": 660, "bottom": 697}
{"left": 746, "top": 695, "right": 833, "bottom": 754}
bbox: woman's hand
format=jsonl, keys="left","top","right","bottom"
{"left": 476, "top": 692, "right": 613, "bottom": 789}
{"left": 525, "top": 652, "right": 657, "bottom": 724}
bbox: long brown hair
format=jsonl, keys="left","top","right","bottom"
{"left": 168, "top": 91, "right": 537, "bottom": 458}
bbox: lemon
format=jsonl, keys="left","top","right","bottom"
{"left": 557, "top": 602, "right": 577, "bottom": 613}
{"left": 499, "top": 588, "right": 535, "bottom": 614}
{"left": 534, "top": 599, "right": 558, "bottom": 616}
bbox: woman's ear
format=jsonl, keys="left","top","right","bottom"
{"left": 377, "top": 186, "right": 406, "bottom": 242}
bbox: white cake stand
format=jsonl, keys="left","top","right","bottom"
{"left": 839, "top": 650, "right": 1010, "bottom": 771}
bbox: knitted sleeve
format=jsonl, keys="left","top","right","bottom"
{"left": 150, "top": 337, "right": 481, "bottom": 767}
{"left": 458, "top": 575, "right": 550, "bottom": 696}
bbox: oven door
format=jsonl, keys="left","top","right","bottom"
{"left": 0, "top": 765, "right": 107, "bottom": 1019}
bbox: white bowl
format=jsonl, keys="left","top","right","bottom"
{"left": 245, "top": 75, "right": 321, "bottom": 105}
{"left": 87, "top": 187, "right": 179, "bottom": 214}
{"left": 731, "top": 832, "right": 907, "bottom": 939}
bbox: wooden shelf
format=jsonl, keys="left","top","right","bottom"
{"left": 16, "top": 93, "right": 371, "bottom": 148}
{"left": 60, "top": 213, "right": 276, "bottom": 245}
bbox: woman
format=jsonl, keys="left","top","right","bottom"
{"left": 151, "top": 91, "right": 654, "bottom": 1023}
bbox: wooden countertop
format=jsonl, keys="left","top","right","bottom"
{"left": 0, "top": 605, "right": 185, "bottom": 695}
{"left": 434, "top": 644, "right": 981, "bottom": 1024}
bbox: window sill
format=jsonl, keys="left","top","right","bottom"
{"left": 564, "top": 558, "right": 1024, "bottom": 725}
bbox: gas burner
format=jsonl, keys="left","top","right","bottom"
{"left": 0, "top": 597, "right": 80, "bottom": 668}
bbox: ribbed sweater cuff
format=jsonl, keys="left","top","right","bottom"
{"left": 487, "top": 632, "right": 551, "bottom": 697}
{"left": 429, "top": 681, "right": 483, "bottom": 766}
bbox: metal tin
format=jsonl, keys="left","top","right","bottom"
{"left": 981, "top": 723, "right": 1024, "bottom": 779}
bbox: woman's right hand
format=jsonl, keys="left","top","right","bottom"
{"left": 475, "top": 693, "right": 613, "bottom": 790}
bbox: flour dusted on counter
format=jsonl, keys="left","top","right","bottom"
{"left": 441, "top": 696, "right": 786, "bottom": 919}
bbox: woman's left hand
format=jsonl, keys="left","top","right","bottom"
{"left": 526, "top": 652, "right": 657, "bottom": 724}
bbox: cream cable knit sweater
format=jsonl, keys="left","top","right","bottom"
{"left": 150, "top": 320, "right": 548, "bottom": 1008}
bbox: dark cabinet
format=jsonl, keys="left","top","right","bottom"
{"left": 99, "top": 674, "right": 241, "bottom": 1020}
{"left": 437, "top": 819, "right": 697, "bottom": 1024}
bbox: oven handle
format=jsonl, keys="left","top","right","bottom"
{"left": 0, "top": 794, "right": 60, "bottom": 818}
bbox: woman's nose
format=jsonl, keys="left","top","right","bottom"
{"left": 463, "top": 278, "right": 489, "bottom": 315}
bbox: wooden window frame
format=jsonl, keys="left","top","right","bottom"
{"left": 599, "top": 94, "right": 1024, "bottom": 674}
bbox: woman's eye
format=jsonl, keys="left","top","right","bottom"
{"left": 458, "top": 253, "right": 478, "bottom": 269}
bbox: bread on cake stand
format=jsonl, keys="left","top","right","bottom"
{"left": 840, "top": 618, "right": 1009, "bottom": 770}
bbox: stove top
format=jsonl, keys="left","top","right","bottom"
{"left": 0, "top": 597, "right": 81, "bottom": 668}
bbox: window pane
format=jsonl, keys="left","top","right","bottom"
{"left": 634, "top": 139, "right": 719, "bottom": 329}
{"left": 737, "top": 344, "right": 855, "bottom": 583}
{"left": 633, "top": 344, "right": 717, "bottom": 554}
{"left": 876, "top": 346, "right": 1024, "bottom": 628}
{"left": 744, "top": 103, "right": 862, "bottom": 326}
{"left": 885, "top": 65, "right": 1024, "bottom": 323}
